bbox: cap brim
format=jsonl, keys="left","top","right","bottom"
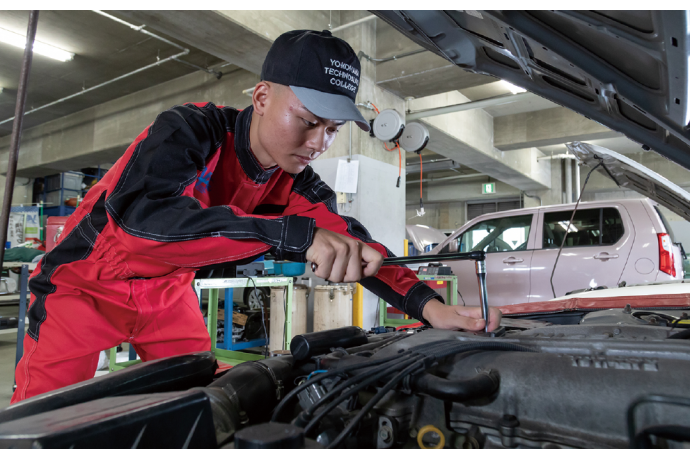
{"left": 290, "top": 85, "right": 370, "bottom": 132}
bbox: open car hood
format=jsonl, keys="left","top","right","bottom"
{"left": 372, "top": 11, "right": 690, "bottom": 169}
{"left": 405, "top": 224, "right": 447, "bottom": 252}
{"left": 567, "top": 141, "right": 690, "bottom": 220}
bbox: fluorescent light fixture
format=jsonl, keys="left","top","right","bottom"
{"left": 502, "top": 80, "right": 527, "bottom": 94}
{"left": 0, "top": 27, "right": 74, "bottom": 62}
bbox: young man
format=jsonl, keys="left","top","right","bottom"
{"left": 12, "top": 30, "right": 501, "bottom": 403}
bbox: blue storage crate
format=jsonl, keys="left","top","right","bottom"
{"left": 273, "top": 262, "right": 305, "bottom": 277}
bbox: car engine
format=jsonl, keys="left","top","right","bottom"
{"left": 1, "top": 309, "right": 689, "bottom": 448}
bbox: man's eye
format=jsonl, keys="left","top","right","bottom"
{"left": 302, "top": 119, "right": 317, "bottom": 127}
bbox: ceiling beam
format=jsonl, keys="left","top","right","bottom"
{"left": 494, "top": 106, "right": 622, "bottom": 151}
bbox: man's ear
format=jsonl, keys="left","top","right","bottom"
{"left": 252, "top": 82, "right": 271, "bottom": 116}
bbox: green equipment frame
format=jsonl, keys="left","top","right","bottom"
{"left": 109, "top": 276, "right": 295, "bottom": 371}
{"left": 378, "top": 274, "right": 458, "bottom": 328}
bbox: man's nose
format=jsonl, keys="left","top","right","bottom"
{"left": 305, "top": 129, "right": 328, "bottom": 155}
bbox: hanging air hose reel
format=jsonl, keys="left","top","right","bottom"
{"left": 371, "top": 109, "right": 406, "bottom": 187}
{"left": 370, "top": 109, "right": 405, "bottom": 143}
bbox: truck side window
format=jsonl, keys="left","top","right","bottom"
{"left": 543, "top": 208, "right": 624, "bottom": 248}
{"left": 449, "top": 215, "right": 532, "bottom": 253}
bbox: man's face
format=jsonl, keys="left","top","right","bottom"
{"left": 252, "top": 83, "right": 345, "bottom": 174}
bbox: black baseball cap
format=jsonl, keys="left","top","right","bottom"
{"left": 261, "top": 29, "right": 370, "bottom": 132}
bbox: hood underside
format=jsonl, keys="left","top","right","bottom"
{"left": 568, "top": 141, "right": 690, "bottom": 220}
{"left": 372, "top": 11, "right": 690, "bottom": 169}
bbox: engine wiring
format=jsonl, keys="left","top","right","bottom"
{"left": 271, "top": 339, "right": 536, "bottom": 448}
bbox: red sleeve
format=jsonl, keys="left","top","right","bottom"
{"left": 284, "top": 166, "right": 443, "bottom": 322}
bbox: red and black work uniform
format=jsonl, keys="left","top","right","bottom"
{"left": 12, "top": 103, "right": 443, "bottom": 403}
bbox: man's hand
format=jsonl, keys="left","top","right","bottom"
{"left": 305, "top": 228, "right": 384, "bottom": 283}
{"left": 422, "top": 299, "right": 502, "bottom": 332}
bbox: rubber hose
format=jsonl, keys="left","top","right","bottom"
{"left": 209, "top": 356, "right": 294, "bottom": 424}
{"left": 410, "top": 369, "right": 499, "bottom": 402}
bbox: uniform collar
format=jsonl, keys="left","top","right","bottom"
{"left": 234, "top": 105, "right": 279, "bottom": 185}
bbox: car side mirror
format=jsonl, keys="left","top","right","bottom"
{"left": 449, "top": 239, "right": 459, "bottom": 253}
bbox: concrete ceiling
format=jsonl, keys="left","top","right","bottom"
{"left": 0, "top": 10, "right": 227, "bottom": 137}
{"left": 537, "top": 136, "right": 646, "bottom": 156}
{"left": 459, "top": 82, "right": 560, "bottom": 117}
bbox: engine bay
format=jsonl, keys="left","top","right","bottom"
{"left": 1, "top": 309, "right": 689, "bottom": 448}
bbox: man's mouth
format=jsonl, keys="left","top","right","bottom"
{"left": 295, "top": 155, "right": 312, "bottom": 165}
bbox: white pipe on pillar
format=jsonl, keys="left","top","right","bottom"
{"left": 574, "top": 160, "right": 581, "bottom": 201}
{"left": 565, "top": 158, "right": 573, "bottom": 204}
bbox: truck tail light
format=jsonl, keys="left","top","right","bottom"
{"left": 658, "top": 233, "right": 676, "bottom": 277}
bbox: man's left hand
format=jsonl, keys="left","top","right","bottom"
{"left": 422, "top": 299, "right": 502, "bottom": 331}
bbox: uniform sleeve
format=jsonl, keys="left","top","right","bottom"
{"left": 104, "top": 102, "right": 316, "bottom": 268}
{"left": 284, "top": 166, "right": 444, "bottom": 322}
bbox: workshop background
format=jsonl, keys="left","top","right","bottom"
{"left": 2, "top": 10, "right": 690, "bottom": 408}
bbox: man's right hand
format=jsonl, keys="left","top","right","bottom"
{"left": 305, "top": 228, "right": 383, "bottom": 283}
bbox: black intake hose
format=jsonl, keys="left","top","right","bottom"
{"left": 208, "top": 356, "right": 294, "bottom": 425}
{"left": 290, "top": 326, "right": 368, "bottom": 361}
{"left": 410, "top": 369, "right": 500, "bottom": 402}
{"left": 176, "top": 356, "right": 299, "bottom": 448}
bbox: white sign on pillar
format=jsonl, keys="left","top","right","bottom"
{"left": 334, "top": 159, "right": 359, "bottom": 194}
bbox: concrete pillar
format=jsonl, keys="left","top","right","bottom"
{"left": 309, "top": 12, "right": 407, "bottom": 329}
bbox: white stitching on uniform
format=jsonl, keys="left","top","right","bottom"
{"left": 30, "top": 215, "right": 99, "bottom": 340}
{"left": 403, "top": 282, "right": 424, "bottom": 314}
{"left": 163, "top": 247, "right": 269, "bottom": 267}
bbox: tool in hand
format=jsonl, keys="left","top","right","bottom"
{"left": 311, "top": 251, "right": 491, "bottom": 331}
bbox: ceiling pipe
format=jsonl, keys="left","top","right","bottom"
{"left": 407, "top": 173, "right": 486, "bottom": 185}
{"left": 357, "top": 48, "right": 426, "bottom": 63}
{"left": 406, "top": 159, "right": 461, "bottom": 174}
{"left": 0, "top": 12, "right": 202, "bottom": 127}
{"left": 565, "top": 157, "right": 573, "bottom": 204}
{"left": 93, "top": 11, "right": 222, "bottom": 79}
{"left": 93, "top": 10, "right": 185, "bottom": 51}
{"left": 406, "top": 92, "right": 535, "bottom": 121}
{"left": 0, "top": 49, "right": 189, "bottom": 127}
{"left": 330, "top": 15, "right": 376, "bottom": 32}
{"left": 537, "top": 154, "right": 577, "bottom": 161}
